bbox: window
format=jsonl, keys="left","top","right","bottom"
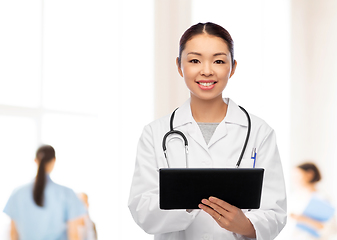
{"left": 0, "top": 1, "right": 154, "bottom": 239}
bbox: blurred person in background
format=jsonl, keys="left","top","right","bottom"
{"left": 77, "top": 192, "right": 97, "bottom": 240}
{"left": 3, "top": 145, "right": 86, "bottom": 240}
{"left": 290, "top": 162, "right": 337, "bottom": 239}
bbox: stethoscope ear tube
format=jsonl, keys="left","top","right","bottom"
{"left": 236, "top": 106, "right": 251, "bottom": 168}
{"left": 162, "top": 108, "right": 189, "bottom": 162}
{"left": 170, "top": 108, "right": 179, "bottom": 132}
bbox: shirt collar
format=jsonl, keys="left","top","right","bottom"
{"left": 172, "top": 98, "right": 248, "bottom": 128}
{"left": 46, "top": 174, "right": 52, "bottom": 182}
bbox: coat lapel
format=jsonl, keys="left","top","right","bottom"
{"left": 187, "top": 118, "right": 209, "bottom": 152}
{"left": 173, "top": 99, "right": 209, "bottom": 152}
{"left": 207, "top": 99, "right": 248, "bottom": 148}
{"left": 207, "top": 121, "right": 228, "bottom": 148}
{"left": 172, "top": 98, "right": 248, "bottom": 152}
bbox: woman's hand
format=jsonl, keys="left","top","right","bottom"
{"left": 68, "top": 217, "right": 83, "bottom": 240}
{"left": 10, "top": 220, "right": 19, "bottom": 240}
{"left": 199, "top": 197, "right": 256, "bottom": 238}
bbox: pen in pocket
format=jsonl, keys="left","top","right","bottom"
{"left": 251, "top": 148, "right": 257, "bottom": 168}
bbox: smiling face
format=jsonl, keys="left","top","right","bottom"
{"left": 177, "top": 33, "right": 236, "bottom": 102}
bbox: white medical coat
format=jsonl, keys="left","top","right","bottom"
{"left": 128, "top": 98, "right": 287, "bottom": 240}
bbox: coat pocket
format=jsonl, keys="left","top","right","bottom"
{"left": 237, "top": 158, "right": 254, "bottom": 168}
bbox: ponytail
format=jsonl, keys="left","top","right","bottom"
{"left": 33, "top": 145, "right": 55, "bottom": 207}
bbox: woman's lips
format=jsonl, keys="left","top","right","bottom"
{"left": 196, "top": 81, "right": 217, "bottom": 90}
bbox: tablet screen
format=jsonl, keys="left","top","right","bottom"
{"left": 159, "top": 168, "right": 264, "bottom": 210}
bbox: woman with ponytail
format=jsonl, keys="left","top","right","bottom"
{"left": 3, "top": 145, "right": 86, "bottom": 240}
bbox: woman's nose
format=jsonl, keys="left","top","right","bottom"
{"left": 200, "top": 63, "right": 214, "bottom": 76}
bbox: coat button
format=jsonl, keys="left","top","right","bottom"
{"left": 202, "top": 160, "right": 211, "bottom": 165}
{"left": 202, "top": 233, "right": 213, "bottom": 240}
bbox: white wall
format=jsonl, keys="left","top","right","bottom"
{"left": 154, "top": 0, "right": 191, "bottom": 119}
{"left": 290, "top": 0, "right": 337, "bottom": 201}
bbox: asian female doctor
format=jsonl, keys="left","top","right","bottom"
{"left": 3, "top": 145, "right": 86, "bottom": 240}
{"left": 128, "top": 22, "right": 287, "bottom": 240}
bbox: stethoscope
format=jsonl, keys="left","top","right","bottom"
{"left": 162, "top": 106, "right": 251, "bottom": 168}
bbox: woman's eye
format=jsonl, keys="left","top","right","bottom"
{"left": 214, "top": 60, "right": 225, "bottom": 64}
{"left": 189, "top": 59, "right": 200, "bottom": 63}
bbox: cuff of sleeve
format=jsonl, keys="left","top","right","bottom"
{"left": 245, "top": 210, "right": 286, "bottom": 240}
{"left": 3, "top": 209, "right": 16, "bottom": 222}
{"left": 245, "top": 211, "right": 260, "bottom": 239}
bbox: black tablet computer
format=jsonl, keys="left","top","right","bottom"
{"left": 159, "top": 168, "right": 264, "bottom": 210}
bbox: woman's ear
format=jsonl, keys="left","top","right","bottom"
{"left": 176, "top": 57, "right": 183, "bottom": 77}
{"left": 230, "top": 60, "right": 237, "bottom": 78}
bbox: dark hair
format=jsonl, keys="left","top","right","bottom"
{"left": 33, "top": 145, "right": 55, "bottom": 207}
{"left": 178, "top": 22, "right": 234, "bottom": 66}
{"left": 298, "top": 162, "right": 321, "bottom": 183}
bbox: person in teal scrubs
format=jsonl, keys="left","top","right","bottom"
{"left": 3, "top": 145, "right": 86, "bottom": 240}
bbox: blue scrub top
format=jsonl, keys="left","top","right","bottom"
{"left": 3, "top": 175, "right": 86, "bottom": 240}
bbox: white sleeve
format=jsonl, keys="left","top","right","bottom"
{"left": 245, "top": 129, "right": 287, "bottom": 240}
{"left": 128, "top": 125, "right": 198, "bottom": 235}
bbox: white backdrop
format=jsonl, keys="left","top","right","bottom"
{"left": 3, "top": 0, "right": 337, "bottom": 239}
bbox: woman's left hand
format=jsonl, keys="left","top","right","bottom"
{"left": 199, "top": 197, "right": 256, "bottom": 238}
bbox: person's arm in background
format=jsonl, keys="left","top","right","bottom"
{"left": 10, "top": 220, "right": 18, "bottom": 240}
{"left": 67, "top": 217, "right": 83, "bottom": 240}
{"left": 93, "top": 222, "right": 98, "bottom": 240}
{"left": 290, "top": 213, "right": 324, "bottom": 230}
{"left": 65, "top": 188, "right": 87, "bottom": 240}
{"left": 65, "top": 187, "right": 87, "bottom": 240}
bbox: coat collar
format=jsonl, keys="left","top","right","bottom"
{"left": 171, "top": 98, "right": 249, "bottom": 150}
{"left": 172, "top": 98, "right": 248, "bottom": 128}
{"left": 223, "top": 98, "right": 249, "bottom": 127}
{"left": 172, "top": 99, "right": 193, "bottom": 129}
